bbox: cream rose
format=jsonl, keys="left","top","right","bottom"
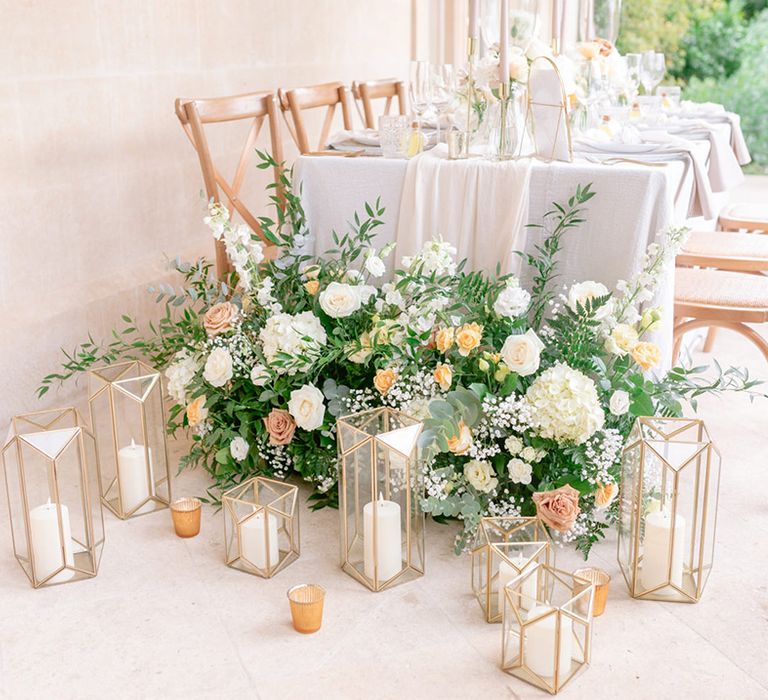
{"left": 287, "top": 384, "right": 325, "bottom": 431}
{"left": 505, "top": 435, "right": 523, "bottom": 455}
{"left": 186, "top": 395, "right": 208, "bottom": 426}
{"left": 304, "top": 280, "right": 320, "bottom": 296}
{"left": 203, "top": 302, "right": 238, "bottom": 337}
{"left": 347, "top": 332, "right": 372, "bottom": 364}
{"left": 263, "top": 408, "right": 296, "bottom": 446}
{"left": 500, "top": 329, "right": 544, "bottom": 377}
{"left": 364, "top": 254, "right": 385, "bottom": 278}
{"left": 464, "top": 459, "right": 498, "bottom": 493}
{"left": 631, "top": 342, "right": 661, "bottom": 371}
{"left": 607, "top": 323, "right": 639, "bottom": 356}
{"left": 532, "top": 484, "right": 581, "bottom": 531}
{"left": 455, "top": 323, "right": 483, "bottom": 357}
{"left": 507, "top": 457, "right": 533, "bottom": 485}
{"left": 319, "top": 282, "right": 362, "bottom": 318}
{"left": 433, "top": 363, "right": 453, "bottom": 392}
{"left": 373, "top": 367, "right": 397, "bottom": 395}
{"left": 203, "top": 348, "right": 233, "bottom": 387}
{"left": 435, "top": 327, "right": 455, "bottom": 353}
{"left": 567, "top": 281, "right": 611, "bottom": 319}
{"left": 250, "top": 363, "right": 270, "bottom": 387}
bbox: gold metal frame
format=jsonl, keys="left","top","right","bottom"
{"left": 617, "top": 417, "right": 721, "bottom": 604}
{"left": 470, "top": 516, "right": 554, "bottom": 623}
{"left": 88, "top": 360, "right": 171, "bottom": 519}
{"left": 501, "top": 563, "right": 594, "bottom": 695}
{"left": 524, "top": 55, "right": 573, "bottom": 163}
{"left": 337, "top": 407, "right": 424, "bottom": 592}
{"left": 2, "top": 407, "right": 105, "bottom": 588}
{"left": 222, "top": 476, "right": 299, "bottom": 578}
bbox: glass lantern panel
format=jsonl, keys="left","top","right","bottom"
{"left": 342, "top": 436, "right": 373, "bottom": 580}
{"left": 238, "top": 505, "right": 278, "bottom": 573}
{"left": 700, "top": 447, "right": 720, "bottom": 594}
{"left": 81, "top": 431, "right": 105, "bottom": 560}
{"left": 139, "top": 375, "right": 170, "bottom": 505}
{"left": 373, "top": 438, "right": 407, "bottom": 585}
{"left": 408, "top": 460, "right": 425, "bottom": 574}
{"left": 472, "top": 544, "right": 490, "bottom": 606}
{"left": 521, "top": 607, "right": 561, "bottom": 688}
{"left": 502, "top": 585, "right": 524, "bottom": 668}
{"left": 2, "top": 440, "right": 31, "bottom": 579}
{"left": 223, "top": 498, "right": 240, "bottom": 564}
{"left": 492, "top": 543, "right": 547, "bottom": 620}
{"left": 55, "top": 434, "right": 88, "bottom": 569}
{"left": 677, "top": 443, "right": 711, "bottom": 600}
{"left": 617, "top": 442, "right": 641, "bottom": 585}
{"left": 88, "top": 385, "right": 119, "bottom": 512}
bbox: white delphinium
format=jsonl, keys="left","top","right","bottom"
{"left": 256, "top": 277, "right": 282, "bottom": 314}
{"left": 494, "top": 277, "right": 531, "bottom": 319}
{"left": 165, "top": 350, "right": 200, "bottom": 404}
{"left": 402, "top": 237, "right": 457, "bottom": 276}
{"left": 204, "top": 203, "right": 264, "bottom": 291}
{"left": 526, "top": 363, "right": 604, "bottom": 445}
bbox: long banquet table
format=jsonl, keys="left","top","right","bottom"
{"left": 296, "top": 142, "right": 712, "bottom": 365}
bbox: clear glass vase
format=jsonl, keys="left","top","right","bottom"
{"left": 487, "top": 84, "right": 523, "bottom": 160}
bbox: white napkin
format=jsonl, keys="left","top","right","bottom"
{"left": 395, "top": 145, "right": 533, "bottom": 275}
{"left": 328, "top": 129, "right": 381, "bottom": 155}
{"left": 678, "top": 103, "right": 750, "bottom": 164}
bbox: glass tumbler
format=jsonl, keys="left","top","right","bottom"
{"left": 379, "top": 115, "right": 409, "bottom": 158}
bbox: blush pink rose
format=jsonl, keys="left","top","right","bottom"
{"left": 263, "top": 408, "right": 296, "bottom": 446}
{"left": 532, "top": 484, "right": 581, "bottom": 531}
{"left": 203, "top": 302, "right": 237, "bottom": 337}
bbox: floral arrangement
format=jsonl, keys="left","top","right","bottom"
{"left": 42, "top": 156, "right": 761, "bottom": 556}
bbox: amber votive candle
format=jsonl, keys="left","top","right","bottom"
{"left": 574, "top": 567, "right": 611, "bottom": 617}
{"left": 170, "top": 497, "right": 202, "bottom": 538}
{"left": 287, "top": 584, "right": 326, "bottom": 634}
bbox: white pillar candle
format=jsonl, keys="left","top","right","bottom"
{"left": 499, "top": 0, "right": 509, "bottom": 87}
{"left": 363, "top": 494, "right": 402, "bottom": 583}
{"left": 641, "top": 509, "right": 685, "bottom": 593}
{"left": 29, "top": 500, "right": 75, "bottom": 584}
{"left": 240, "top": 509, "right": 280, "bottom": 570}
{"left": 498, "top": 553, "right": 538, "bottom": 615}
{"left": 524, "top": 605, "right": 573, "bottom": 681}
{"left": 468, "top": 0, "right": 478, "bottom": 42}
{"left": 117, "top": 438, "right": 154, "bottom": 515}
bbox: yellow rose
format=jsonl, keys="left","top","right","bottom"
{"left": 455, "top": 322, "right": 483, "bottom": 357}
{"left": 186, "top": 395, "right": 208, "bottom": 427}
{"left": 631, "top": 341, "right": 661, "bottom": 370}
{"left": 433, "top": 363, "right": 453, "bottom": 391}
{"left": 447, "top": 422, "right": 473, "bottom": 455}
{"left": 373, "top": 367, "right": 397, "bottom": 395}
{"left": 435, "top": 327, "right": 455, "bottom": 353}
{"left": 594, "top": 481, "right": 618, "bottom": 510}
{"left": 304, "top": 280, "right": 320, "bottom": 295}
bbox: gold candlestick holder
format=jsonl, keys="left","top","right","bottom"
{"left": 463, "top": 36, "right": 477, "bottom": 158}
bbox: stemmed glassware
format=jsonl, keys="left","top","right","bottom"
{"left": 409, "top": 60, "right": 432, "bottom": 132}
{"left": 640, "top": 51, "right": 665, "bottom": 96}
{"left": 625, "top": 53, "right": 642, "bottom": 101}
{"left": 431, "top": 64, "right": 458, "bottom": 144}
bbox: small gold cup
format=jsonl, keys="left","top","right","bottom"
{"left": 573, "top": 567, "right": 611, "bottom": 617}
{"left": 287, "top": 584, "right": 326, "bottom": 634}
{"left": 170, "top": 498, "right": 202, "bottom": 538}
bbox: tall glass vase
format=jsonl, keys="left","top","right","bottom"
{"left": 487, "top": 83, "right": 523, "bottom": 160}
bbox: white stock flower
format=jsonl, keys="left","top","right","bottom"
{"left": 203, "top": 347, "right": 233, "bottom": 387}
{"left": 526, "top": 362, "right": 605, "bottom": 445}
{"left": 507, "top": 458, "right": 533, "bottom": 485}
{"left": 229, "top": 436, "right": 249, "bottom": 462}
{"left": 463, "top": 459, "right": 498, "bottom": 493}
{"left": 165, "top": 351, "right": 199, "bottom": 404}
{"left": 504, "top": 435, "right": 524, "bottom": 455}
{"left": 494, "top": 279, "right": 531, "bottom": 319}
{"left": 609, "top": 390, "right": 630, "bottom": 416}
{"left": 500, "top": 329, "right": 544, "bottom": 377}
{"left": 259, "top": 311, "right": 327, "bottom": 373}
{"left": 288, "top": 384, "right": 326, "bottom": 430}
{"left": 364, "top": 253, "right": 386, "bottom": 278}
{"left": 382, "top": 282, "right": 406, "bottom": 310}
{"left": 567, "top": 281, "right": 612, "bottom": 319}
{"left": 410, "top": 238, "right": 457, "bottom": 276}
{"left": 250, "top": 363, "right": 270, "bottom": 387}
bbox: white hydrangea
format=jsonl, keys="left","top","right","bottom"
{"left": 165, "top": 351, "right": 200, "bottom": 404}
{"left": 494, "top": 278, "right": 531, "bottom": 318}
{"left": 259, "top": 311, "right": 327, "bottom": 374}
{"left": 526, "top": 362, "right": 605, "bottom": 445}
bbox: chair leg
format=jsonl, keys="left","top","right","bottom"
{"left": 673, "top": 318, "right": 768, "bottom": 363}
{"left": 702, "top": 327, "right": 718, "bottom": 353}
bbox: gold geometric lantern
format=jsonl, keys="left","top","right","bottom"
{"left": 337, "top": 407, "right": 424, "bottom": 592}
{"left": 501, "top": 564, "right": 594, "bottom": 695}
{"left": 222, "top": 476, "right": 299, "bottom": 578}
{"left": 471, "top": 516, "right": 554, "bottom": 623}
{"left": 617, "top": 417, "right": 721, "bottom": 603}
{"left": 88, "top": 361, "right": 171, "bottom": 519}
{"left": 2, "top": 408, "right": 105, "bottom": 588}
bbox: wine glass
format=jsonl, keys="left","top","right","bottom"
{"left": 625, "top": 53, "right": 642, "bottom": 100}
{"left": 431, "top": 64, "right": 458, "bottom": 143}
{"left": 574, "top": 60, "right": 603, "bottom": 133}
{"left": 640, "top": 51, "right": 665, "bottom": 96}
{"left": 508, "top": 0, "right": 539, "bottom": 53}
{"left": 409, "top": 60, "right": 432, "bottom": 131}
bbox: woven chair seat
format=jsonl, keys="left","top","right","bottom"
{"left": 676, "top": 268, "right": 768, "bottom": 325}
{"left": 678, "top": 231, "right": 768, "bottom": 271}
{"left": 719, "top": 202, "right": 768, "bottom": 232}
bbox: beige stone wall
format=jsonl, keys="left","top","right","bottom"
{"left": 0, "top": 0, "right": 412, "bottom": 433}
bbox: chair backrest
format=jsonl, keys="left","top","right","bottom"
{"left": 352, "top": 79, "right": 407, "bottom": 129}
{"left": 278, "top": 81, "right": 353, "bottom": 154}
{"left": 175, "top": 91, "right": 283, "bottom": 277}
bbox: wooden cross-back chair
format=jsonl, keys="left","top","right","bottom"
{"left": 278, "top": 81, "right": 353, "bottom": 154}
{"left": 175, "top": 91, "right": 284, "bottom": 277}
{"left": 351, "top": 78, "right": 407, "bottom": 129}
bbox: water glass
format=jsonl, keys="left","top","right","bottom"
{"left": 640, "top": 51, "right": 665, "bottom": 96}
{"left": 656, "top": 85, "right": 681, "bottom": 110}
{"left": 379, "top": 115, "right": 409, "bottom": 158}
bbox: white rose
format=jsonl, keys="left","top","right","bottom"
{"left": 520, "top": 446, "right": 537, "bottom": 462}
{"left": 250, "top": 363, "right": 270, "bottom": 387}
{"left": 229, "top": 436, "right": 249, "bottom": 462}
{"left": 203, "top": 347, "right": 233, "bottom": 387}
{"left": 507, "top": 458, "right": 533, "bottom": 485}
{"left": 504, "top": 435, "right": 523, "bottom": 455}
{"left": 364, "top": 254, "right": 386, "bottom": 278}
{"left": 567, "top": 281, "right": 612, "bottom": 319}
{"left": 288, "top": 384, "right": 326, "bottom": 430}
{"left": 494, "top": 281, "right": 531, "bottom": 319}
{"left": 319, "top": 282, "right": 361, "bottom": 318}
{"left": 500, "top": 329, "right": 544, "bottom": 377}
{"left": 463, "top": 459, "right": 498, "bottom": 493}
{"left": 609, "top": 389, "right": 630, "bottom": 416}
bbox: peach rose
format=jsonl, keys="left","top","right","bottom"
{"left": 532, "top": 484, "right": 581, "bottom": 532}
{"left": 304, "top": 280, "right": 320, "bottom": 295}
{"left": 631, "top": 341, "right": 661, "bottom": 371}
{"left": 455, "top": 322, "right": 483, "bottom": 357}
{"left": 594, "top": 481, "right": 618, "bottom": 510}
{"left": 447, "top": 422, "right": 473, "bottom": 455}
{"left": 186, "top": 395, "right": 208, "bottom": 427}
{"left": 435, "top": 327, "right": 455, "bottom": 353}
{"left": 433, "top": 363, "right": 453, "bottom": 391}
{"left": 373, "top": 367, "right": 397, "bottom": 395}
{"left": 203, "top": 302, "right": 238, "bottom": 337}
{"left": 263, "top": 408, "right": 296, "bottom": 446}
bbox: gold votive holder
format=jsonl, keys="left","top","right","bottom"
{"left": 170, "top": 497, "right": 201, "bottom": 538}
{"left": 574, "top": 567, "right": 610, "bottom": 617}
{"left": 287, "top": 584, "right": 326, "bottom": 634}
{"left": 447, "top": 129, "right": 467, "bottom": 160}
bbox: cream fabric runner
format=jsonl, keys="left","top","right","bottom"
{"left": 395, "top": 145, "right": 533, "bottom": 275}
